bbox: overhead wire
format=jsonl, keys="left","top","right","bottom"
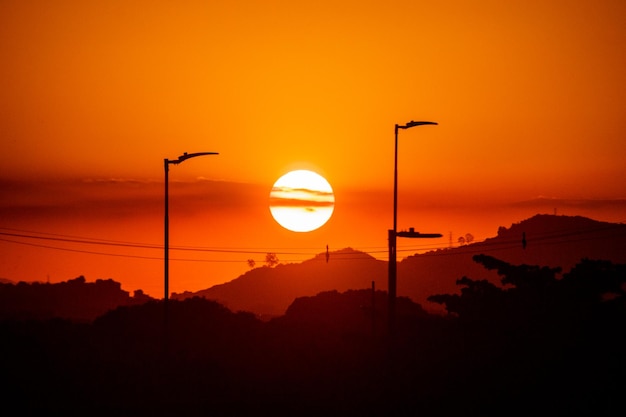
{"left": 0, "top": 226, "right": 392, "bottom": 253}
{"left": 0, "top": 237, "right": 279, "bottom": 263}
{"left": 1, "top": 220, "right": 624, "bottom": 263}
{"left": 0, "top": 230, "right": 317, "bottom": 256}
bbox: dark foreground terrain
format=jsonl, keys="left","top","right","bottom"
{"left": 2, "top": 256, "right": 625, "bottom": 416}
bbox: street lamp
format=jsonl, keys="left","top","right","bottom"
{"left": 164, "top": 152, "right": 218, "bottom": 302}
{"left": 388, "top": 121, "right": 441, "bottom": 336}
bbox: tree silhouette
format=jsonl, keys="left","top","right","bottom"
{"left": 265, "top": 252, "right": 279, "bottom": 267}
{"left": 429, "top": 254, "right": 626, "bottom": 330}
{"left": 427, "top": 276, "right": 505, "bottom": 321}
{"left": 428, "top": 254, "right": 562, "bottom": 323}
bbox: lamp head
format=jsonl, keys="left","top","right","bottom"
{"left": 401, "top": 120, "right": 438, "bottom": 129}
{"left": 177, "top": 151, "right": 219, "bottom": 163}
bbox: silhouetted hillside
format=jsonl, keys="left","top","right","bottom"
{"left": 6, "top": 214, "right": 622, "bottom": 322}
{"left": 274, "top": 289, "right": 427, "bottom": 338}
{"left": 174, "top": 247, "right": 386, "bottom": 317}
{"left": 400, "top": 214, "right": 626, "bottom": 310}
{"left": 178, "top": 215, "right": 626, "bottom": 316}
{"left": 0, "top": 276, "right": 153, "bottom": 321}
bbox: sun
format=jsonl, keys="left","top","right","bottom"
{"left": 269, "top": 170, "right": 335, "bottom": 232}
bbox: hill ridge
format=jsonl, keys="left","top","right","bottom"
{"left": 176, "top": 214, "right": 626, "bottom": 316}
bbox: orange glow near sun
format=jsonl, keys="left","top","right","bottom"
{"left": 269, "top": 170, "right": 335, "bottom": 232}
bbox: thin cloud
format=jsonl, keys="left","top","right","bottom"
{"left": 270, "top": 187, "right": 335, "bottom": 205}
{"left": 272, "top": 186, "right": 333, "bottom": 196}
{"left": 269, "top": 197, "right": 335, "bottom": 208}
{"left": 82, "top": 178, "right": 159, "bottom": 184}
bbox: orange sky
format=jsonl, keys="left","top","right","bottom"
{"left": 1, "top": 1, "right": 625, "bottom": 297}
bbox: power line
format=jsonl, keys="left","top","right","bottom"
{"left": 0, "top": 231, "right": 317, "bottom": 256}
{"left": 1, "top": 221, "right": 624, "bottom": 264}
{"left": 0, "top": 237, "right": 314, "bottom": 263}
{"left": 0, "top": 226, "right": 445, "bottom": 252}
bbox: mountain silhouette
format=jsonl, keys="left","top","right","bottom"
{"left": 177, "top": 214, "right": 626, "bottom": 316}
{"left": 400, "top": 214, "right": 626, "bottom": 310}
{"left": 3, "top": 214, "right": 624, "bottom": 321}
{"left": 174, "top": 247, "right": 386, "bottom": 318}
{"left": 0, "top": 276, "right": 153, "bottom": 321}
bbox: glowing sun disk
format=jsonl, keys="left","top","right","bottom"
{"left": 269, "top": 170, "right": 335, "bottom": 232}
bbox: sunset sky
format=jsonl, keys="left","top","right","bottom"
{"left": 1, "top": 0, "right": 625, "bottom": 297}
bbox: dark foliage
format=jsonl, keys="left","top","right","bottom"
{"left": 1, "top": 258, "right": 625, "bottom": 416}
{"left": 427, "top": 255, "right": 626, "bottom": 416}
{"left": 0, "top": 277, "right": 153, "bottom": 321}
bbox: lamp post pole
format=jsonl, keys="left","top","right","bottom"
{"left": 388, "top": 121, "right": 439, "bottom": 336}
{"left": 164, "top": 152, "right": 218, "bottom": 303}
